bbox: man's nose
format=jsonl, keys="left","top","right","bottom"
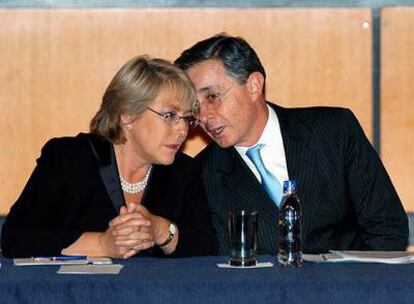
{"left": 198, "top": 102, "right": 214, "bottom": 124}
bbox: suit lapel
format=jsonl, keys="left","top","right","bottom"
{"left": 273, "top": 104, "right": 316, "bottom": 215}
{"left": 88, "top": 135, "right": 125, "bottom": 213}
{"left": 215, "top": 146, "right": 279, "bottom": 251}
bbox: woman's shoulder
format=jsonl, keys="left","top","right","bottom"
{"left": 42, "top": 133, "right": 105, "bottom": 150}
{"left": 39, "top": 133, "right": 107, "bottom": 164}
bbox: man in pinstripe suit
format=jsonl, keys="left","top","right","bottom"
{"left": 175, "top": 34, "right": 408, "bottom": 255}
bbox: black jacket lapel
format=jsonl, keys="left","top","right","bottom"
{"left": 87, "top": 135, "right": 125, "bottom": 213}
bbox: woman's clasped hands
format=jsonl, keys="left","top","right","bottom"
{"left": 100, "top": 203, "right": 155, "bottom": 259}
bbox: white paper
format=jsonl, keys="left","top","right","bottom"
{"left": 303, "top": 253, "right": 346, "bottom": 263}
{"left": 217, "top": 261, "right": 274, "bottom": 269}
{"left": 303, "top": 251, "right": 414, "bottom": 264}
{"left": 13, "top": 257, "right": 112, "bottom": 266}
{"left": 57, "top": 264, "right": 123, "bottom": 274}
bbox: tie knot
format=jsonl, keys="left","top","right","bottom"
{"left": 247, "top": 143, "right": 264, "bottom": 152}
{"left": 246, "top": 144, "right": 265, "bottom": 165}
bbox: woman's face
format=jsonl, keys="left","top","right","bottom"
{"left": 123, "top": 85, "right": 191, "bottom": 166}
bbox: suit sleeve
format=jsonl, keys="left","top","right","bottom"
{"left": 343, "top": 110, "right": 408, "bottom": 250}
{"left": 171, "top": 162, "right": 218, "bottom": 257}
{"left": 1, "top": 139, "right": 86, "bottom": 258}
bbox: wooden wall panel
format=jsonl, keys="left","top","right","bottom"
{"left": 381, "top": 7, "right": 414, "bottom": 211}
{"left": 0, "top": 8, "right": 372, "bottom": 214}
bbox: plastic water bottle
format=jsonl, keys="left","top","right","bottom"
{"left": 277, "top": 180, "right": 302, "bottom": 267}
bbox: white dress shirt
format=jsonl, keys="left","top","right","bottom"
{"left": 235, "top": 105, "right": 289, "bottom": 187}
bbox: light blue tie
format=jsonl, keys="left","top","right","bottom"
{"left": 246, "top": 144, "right": 283, "bottom": 207}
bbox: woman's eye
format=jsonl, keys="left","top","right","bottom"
{"left": 163, "top": 112, "right": 177, "bottom": 120}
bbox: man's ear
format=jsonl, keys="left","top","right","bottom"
{"left": 246, "top": 72, "right": 265, "bottom": 100}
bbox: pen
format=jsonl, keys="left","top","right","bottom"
{"left": 32, "top": 256, "right": 88, "bottom": 261}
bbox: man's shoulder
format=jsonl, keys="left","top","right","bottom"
{"left": 274, "top": 104, "right": 358, "bottom": 130}
{"left": 275, "top": 104, "right": 354, "bottom": 120}
{"left": 195, "top": 142, "right": 239, "bottom": 176}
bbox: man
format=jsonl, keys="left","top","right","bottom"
{"left": 175, "top": 34, "right": 408, "bottom": 255}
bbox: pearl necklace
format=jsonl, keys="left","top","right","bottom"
{"left": 120, "top": 166, "right": 152, "bottom": 194}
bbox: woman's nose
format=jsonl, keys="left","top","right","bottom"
{"left": 175, "top": 118, "right": 188, "bottom": 137}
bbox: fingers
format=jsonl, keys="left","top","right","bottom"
{"left": 111, "top": 219, "right": 152, "bottom": 236}
{"left": 121, "top": 240, "right": 155, "bottom": 259}
{"left": 119, "top": 206, "right": 128, "bottom": 215}
{"left": 133, "top": 240, "right": 155, "bottom": 251}
{"left": 114, "top": 229, "right": 153, "bottom": 242}
{"left": 112, "top": 224, "right": 154, "bottom": 247}
{"left": 116, "top": 238, "right": 155, "bottom": 249}
{"left": 122, "top": 249, "right": 137, "bottom": 259}
{"left": 110, "top": 204, "right": 153, "bottom": 228}
{"left": 110, "top": 212, "right": 151, "bottom": 228}
{"left": 126, "top": 202, "right": 138, "bottom": 213}
{"left": 134, "top": 204, "right": 151, "bottom": 216}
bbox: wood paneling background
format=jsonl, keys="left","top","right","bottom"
{"left": 381, "top": 7, "right": 414, "bottom": 211}
{"left": 0, "top": 8, "right": 373, "bottom": 214}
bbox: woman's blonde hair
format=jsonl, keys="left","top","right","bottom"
{"left": 90, "top": 55, "right": 196, "bottom": 144}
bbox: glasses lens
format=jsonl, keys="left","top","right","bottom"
{"left": 163, "top": 112, "right": 179, "bottom": 124}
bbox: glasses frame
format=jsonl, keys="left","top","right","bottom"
{"left": 194, "top": 81, "right": 238, "bottom": 118}
{"left": 146, "top": 107, "right": 198, "bottom": 127}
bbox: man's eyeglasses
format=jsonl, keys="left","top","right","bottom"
{"left": 193, "top": 81, "right": 238, "bottom": 117}
{"left": 147, "top": 107, "right": 199, "bottom": 127}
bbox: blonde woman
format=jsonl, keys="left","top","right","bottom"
{"left": 2, "top": 56, "right": 217, "bottom": 258}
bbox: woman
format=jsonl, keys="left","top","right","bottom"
{"left": 1, "top": 55, "right": 217, "bottom": 258}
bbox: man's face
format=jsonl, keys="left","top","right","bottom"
{"left": 186, "top": 59, "right": 262, "bottom": 148}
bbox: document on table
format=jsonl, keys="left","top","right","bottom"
{"left": 57, "top": 264, "right": 124, "bottom": 275}
{"left": 303, "top": 251, "right": 414, "bottom": 264}
{"left": 13, "top": 257, "right": 112, "bottom": 266}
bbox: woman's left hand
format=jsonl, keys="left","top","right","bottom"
{"left": 133, "top": 205, "right": 178, "bottom": 254}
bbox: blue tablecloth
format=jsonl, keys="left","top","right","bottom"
{"left": 1, "top": 255, "right": 414, "bottom": 303}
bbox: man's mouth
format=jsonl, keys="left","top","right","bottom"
{"left": 208, "top": 126, "right": 225, "bottom": 138}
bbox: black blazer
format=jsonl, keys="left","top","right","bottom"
{"left": 196, "top": 104, "right": 408, "bottom": 255}
{"left": 1, "top": 133, "right": 217, "bottom": 258}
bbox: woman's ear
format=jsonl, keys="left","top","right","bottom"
{"left": 246, "top": 72, "right": 265, "bottom": 100}
{"left": 121, "top": 114, "right": 134, "bottom": 130}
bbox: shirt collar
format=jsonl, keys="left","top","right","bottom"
{"left": 235, "top": 104, "right": 279, "bottom": 155}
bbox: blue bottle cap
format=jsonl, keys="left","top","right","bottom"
{"left": 283, "top": 180, "right": 297, "bottom": 192}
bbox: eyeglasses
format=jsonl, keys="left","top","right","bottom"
{"left": 147, "top": 107, "right": 198, "bottom": 127}
{"left": 193, "top": 81, "right": 238, "bottom": 117}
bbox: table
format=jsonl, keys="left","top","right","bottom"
{"left": 1, "top": 255, "right": 414, "bottom": 304}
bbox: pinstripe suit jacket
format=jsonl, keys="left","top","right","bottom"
{"left": 196, "top": 103, "right": 408, "bottom": 255}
